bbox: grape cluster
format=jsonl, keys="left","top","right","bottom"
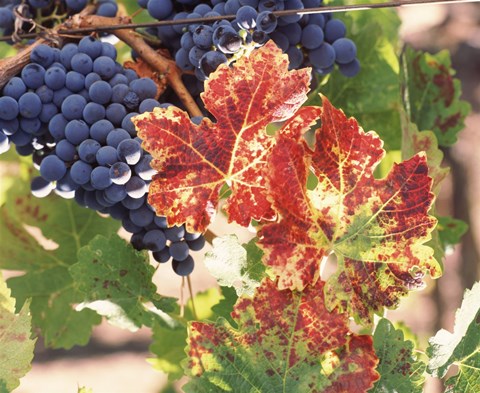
{"left": 0, "top": 37, "right": 205, "bottom": 276}
{"left": 138, "top": 0, "right": 360, "bottom": 80}
{"left": 0, "top": 0, "right": 118, "bottom": 41}
{"left": 0, "top": 1, "right": 362, "bottom": 278}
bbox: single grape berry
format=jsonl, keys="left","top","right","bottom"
{"left": 199, "top": 51, "right": 228, "bottom": 77}
{"left": 172, "top": 255, "right": 195, "bottom": 276}
{"left": 40, "top": 155, "right": 67, "bottom": 181}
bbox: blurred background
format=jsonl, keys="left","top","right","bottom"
{"left": 2, "top": 1, "right": 479, "bottom": 392}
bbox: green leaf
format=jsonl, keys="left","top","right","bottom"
{"left": 148, "top": 324, "right": 187, "bottom": 380}
{"left": 0, "top": 186, "right": 119, "bottom": 348}
{"left": 159, "top": 383, "right": 177, "bottom": 393}
{"left": 204, "top": 235, "right": 265, "bottom": 297}
{"left": 23, "top": 268, "right": 101, "bottom": 349}
{"left": 312, "top": 1, "right": 402, "bottom": 150}
{"left": 402, "top": 47, "right": 471, "bottom": 147}
{"left": 426, "top": 216, "right": 468, "bottom": 269}
{"left": 0, "top": 273, "right": 36, "bottom": 392}
{"left": 371, "top": 319, "right": 425, "bottom": 393}
{"left": 437, "top": 216, "right": 468, "bottom": 250}
{"left": 211, "top": 286, "right": 238, "bottom": 328}
{"left": 427, "top": 281, "right": 480, "bottom": 392}
{"left": 71, "top": 234, "right": 176, "bottom": 330}
{"left": 148, "top": 288, "right": 222, "bottom": 381}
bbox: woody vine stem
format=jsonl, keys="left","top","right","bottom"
{"left": 0, "top": 13, "right": 203, "bottom": 117}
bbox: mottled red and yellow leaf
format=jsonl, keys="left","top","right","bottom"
{"left": 259, "top": 97, "right": 441, "bottom": 325}
{"left": 404, "top": 47, "right": 470, "bottom": 147}
{"left": 134, "top": 41, "right": 313, "bottom": 232}
{"left": 184, "top": 279, "right": 379, "bottom": 392}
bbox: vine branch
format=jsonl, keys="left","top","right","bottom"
{"left": 0, "top": 39, "right": 45, "bottom": 90}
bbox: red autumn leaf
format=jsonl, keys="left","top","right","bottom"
{"left": 134, "top": 41, "right": 312, "bottom": 233}
{"left": 184, "top": 279, "right": 379, "bottom": 392}
{"left": 259, "top": 97, "right": 442, "bottom": 325}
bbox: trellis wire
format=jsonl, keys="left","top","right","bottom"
{"left": 0, "top": 0, "right": 478, "bottom": 42}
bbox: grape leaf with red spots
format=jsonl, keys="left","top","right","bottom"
{"left": 134, "top": 41, "right": 314, "bottom": 233}
{"left": 371, "top": 318, "right": 425, "bottom": 393}
{"left": 184, "top": 279, "right": 379, "bottom": 392}
{"left": 259, "top": 97, "right": 441, "bottom": 325}
{"left": 404, "top": 47, "right": 470, "bottom": 147}
{"left": 0, "top": 273, "right": 35, "bottom": 392}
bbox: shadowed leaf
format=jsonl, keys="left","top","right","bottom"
{"left": 0, "top": 184, "right": 119, "bottom": 348}
{"left": 71, "top": 234, "right": 177, "bottom": 330}
{"left": 371, "top": 318, "right": 425, "bottom": 392}
{"left": 313, "top": 2, "right": 402, "bottom": 150}
{"left": 148, "top": 288, "right": 222, "bottom": 381}
{"left": 437, "top": 216, "right": 468, "bottom": 251}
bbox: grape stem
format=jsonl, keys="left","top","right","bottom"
{"left": 180, "top": 276, "right": 185, "bottom": 318}
{"left": 70, "top": 14, "right": 203, "bottom": 118}
{"left": 187, "top": 275, "right": 198, "bottom": 321}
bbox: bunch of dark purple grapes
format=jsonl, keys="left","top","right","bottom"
{"left": 138, "top": 0, "right": 360, "bottom": 82}
{"left": 0, "top": 36, "right": 205, "bottom": 276}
